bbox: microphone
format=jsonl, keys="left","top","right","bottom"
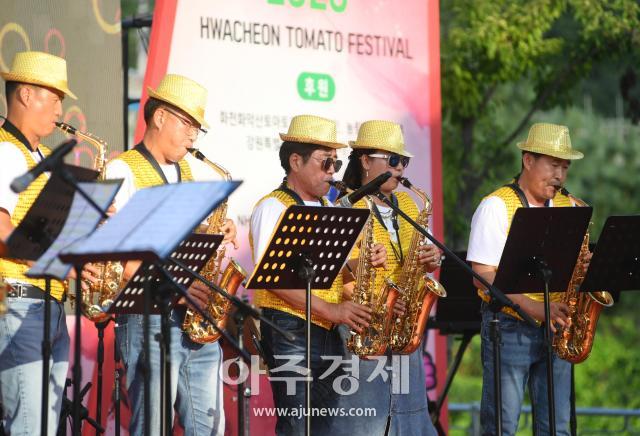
{"left": 336, "top": 171, "right": 392, "bottom": 207}
{"left": 10, "top": 139, "right": 77, "bottom": 193}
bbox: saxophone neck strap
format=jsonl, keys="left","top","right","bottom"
{"left": 371, "top": 193, "right": 403, "bottom": 264}
{"left": 505, "top": 174, "right": 550, "bottom": 208}
{"left": 2, "top": 118, "right": 42, "bottom": 157}
{"left": 134, "top": 141, "right": 182, "bottom": 185}
{"left": 276, "top": 178, "right": 327, "bottom": 206}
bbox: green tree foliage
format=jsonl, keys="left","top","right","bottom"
{"left": 441, "top": 1, "right": 640, "bottom": 432}
{"left": 441, "top": 0, "right": 640, "bottom": 248}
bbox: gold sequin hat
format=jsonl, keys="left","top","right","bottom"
{"left": 349, "top": 120, "right": 414, "bottom": 157}
{"left": 1, "top": 51, "right": 77, "bottom": 99}
{"left": 279, "top": 115, "right": 347, "bottom": 149}
{"left": 147, "top": 73, "right": 209, "bottom": 128}
{"left": 517, "top": 123, "right": 583, "bottom": 160}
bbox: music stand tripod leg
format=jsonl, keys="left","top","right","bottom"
{"left": 154, "top": 277, "right": 174, "bottom": 436}
{"left": 73, "top": 264, "right": 84, "bottom": 435}
{"left": 95, "top": 319, "right": 111, "bottom": 435}
{"left": 114, "top": 331, "right": 123, "bottom": 436}
{"left": 142, "top": 269, "right": 152, "bottom": 436}
{"left": 41, "top": 278, "right": 52, "bottom": 436}
{"left": 488, "top": 300, "right": 503, "bottom": 436}
{"left": 431, "top": 331, "right": 475, "bottom": 426}
{"left": 297, "top": 254, "right": 315, "bottom": 436}
{"left": 536, "top": 259, "right": 557, "bottom": 436}
{"left": 234, "top": 307, "right": 251, "bottom": 436}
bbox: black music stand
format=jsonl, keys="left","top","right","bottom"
{"left": 108, "top": 233, "right": 222, "bottom": 314}
{"left": 6, "top": 165, "right": 99, "bottom": 260}
{"left": 427, "top": 251, "right": 481, "bottom": 435}
{"left": 245, "top": 205, "right": 369, "bottom": 436}
{"left": 581, "top": 215, "right": 640, "bottom": 293}
{"left": 431, "top": 250, "right": 481, "bottom": 335}
{"left": 59, "top": 180, "right": 240, "bottom": 436}
{"left": 4, "top": 165, "right": 104, "bottom": 436}
{"left": 108, "top": 232, "right": 222, "bottom": 434}
{"left": 493, "top": 207, "right": 591, "bottom": 436}
{"left": 27, "top": 180, "right": 120, "bottom": 436}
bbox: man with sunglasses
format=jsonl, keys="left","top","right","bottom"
{"left": 105, "top": 74, "right": 236, "bottom": 435}
{"left": 249, "top": 115, "right": 387, "bottom": 435}
{"left": 331, "top": 120, "right": 440, "bottom": 436}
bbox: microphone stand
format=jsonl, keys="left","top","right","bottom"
{"left": 5, "top": 136, "right": 79, "bottom": 435}
{"left": 55, "top": 166, "right": 109, "bottom": 434}
{"left": 372, "top": 190, "right": 538, "bottom": 436}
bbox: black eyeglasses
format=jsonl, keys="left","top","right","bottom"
{"left": 162, "top": 106, "right": 208, "bottom": 138}
{"left": 312, "top": 156, "right": 343, "bottom": 172}
{"left": 369, "top": 153, "right": 410, "bottom": 168}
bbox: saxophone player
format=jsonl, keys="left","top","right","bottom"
{"left": 467, "top": 123, "right": 584, "bottom": 435}
{"left": 0, "top": 51, "right": 98, "bottom": 435}
{"left": 105, "top": 74, "right": 236, "bottom": 435}
{"left": 249, "top": 115, "right": 386, "bottom": 435}
{"left": 331, "top": 120, "right": 441, "bottom": 436}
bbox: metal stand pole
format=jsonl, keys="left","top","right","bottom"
{"left": 41, "top": 278, "right": 52, "bottom": 436}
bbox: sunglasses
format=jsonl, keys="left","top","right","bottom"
{"left": 368, "top": 153, "right": 410, "bottom": 168}
{"left": 312, "top": 156, "right": 343, "bottom": 172}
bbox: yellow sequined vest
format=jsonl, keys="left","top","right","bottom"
{"left": 349, "top": 192, "right": 419, "bottom": 298}
{"left": 0, "top": 127, "right": 66, "bottom": 300}
{"left": 478, "top": 185, "right": 573, "bottom": 317}
{"left": 112, "top": 148, "right": 193, "bottom": 188}
{"left": 250, "top": 189, "right": 343, "bottom": 329}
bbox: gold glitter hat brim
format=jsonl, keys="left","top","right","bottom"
{"left": 280, "top": 115, "right": 347, "bottom": 149}
{"left": 349, "top": 120, "right": 413, "bottom": 157}
{"left": 147, "top": 73, "right": 209, "bottom": 129}
{"left": 1, "top": 51, "right": 77, "bottom": 99}
{"left": 517, "top": 142, "right": 584, "bottom": 160}
{"left": 517, "top": 123, "right": 583, "bottom": 160}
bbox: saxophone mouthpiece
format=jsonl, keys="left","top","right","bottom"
{"left": 187, "top": 147, "right": 205, "bottom": 160}
{"left": 55, "top": 121, "right": 76, "bottom": 135}
{"left": 552, "top": 184, "right": 569, "bottom": 195}
{"left": 398, "top": 177, "right": 412, "bottom": 189}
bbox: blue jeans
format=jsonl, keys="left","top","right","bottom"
{"left": 0, "top": 297, "right": 69, "bottom": 435}
{"left": 331, "top": 325, "right": 437, "bottom": 436}
{"left": 480, "top": 308, "right": 571, "bottom": 436}
{"left": 260, "top": 308, "right": 345, "bottom": 436}
{"left": 115, "top": 308, "right": 224, "bottom": 435}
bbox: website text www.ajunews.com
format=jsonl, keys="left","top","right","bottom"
{"left": 253, "top": 406, "right": 377, "bottom": 418}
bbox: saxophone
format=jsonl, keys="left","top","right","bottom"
{"left": 387, "top": 177, "right": 446, "bottom": 354}
{"left": 181, "top": 148, "right": 247, "bottom": 344}
{"left": 552, "top": 192, "right": 613, "bottom": 363}
{"left": 56, "top": 122, "right": 124, "bottom": 323}
{"left": 346, "top": 195, "right": 399, "bottom": 357}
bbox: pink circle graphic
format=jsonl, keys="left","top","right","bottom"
{"left": 44, "top": 28, "right": 65, "bottom": 58}
{"left": 63, "top": 107, "right": 88, "bottom": 133}
{"left": 73, "top": 145, "right": 95, "bottom": 166}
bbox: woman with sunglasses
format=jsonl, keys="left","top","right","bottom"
{"left": 331, "top": 120, "right": 440, "bottom": 436}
